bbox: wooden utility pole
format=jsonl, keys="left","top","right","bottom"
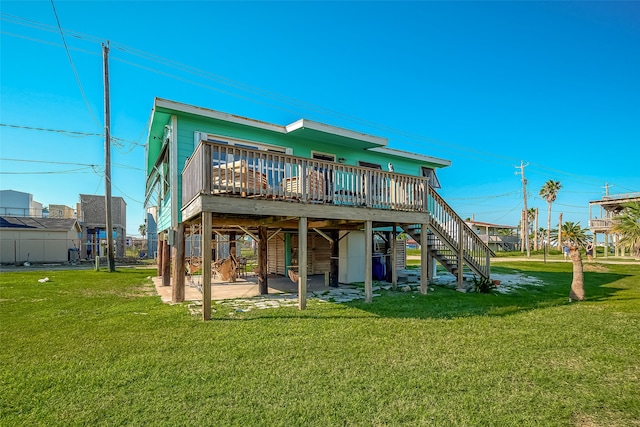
{"left": 516, "top": 161, "right": 530, "bottom": 257}
{"left": 102, "top": 41, "right": 115, "bottom": 272}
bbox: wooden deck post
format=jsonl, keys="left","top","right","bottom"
{"left": 298, "top": 217, "right": 308, "bottom": 310}
{"left": 365, "top": 220, "right": 373, "bottom": 303}
{"left": 229, "top": 230, "right": 237, "bottom": 283}
{"left": 157, "top": 238, "right": 164, "bottom": 277}
{"left": 202, "top": 213, "right": 212, "bottom": 321}
{"left": 391, "top": 225, "right": 398, "bottom": 291}
{"left": 330, "top": 230, "right": 339, "bottom": 288}
{"left": 421, "top": 223, "right": 429, "bottom": 294}
{"left": 172, "top": 223, "right": 185, "bottom": 303}
{"left": 258, "top": 226, "right": 268, "bottom": 294}
{"left": 162, "top": 235, "right": 171, "bottom": 287}
{"left": 457, "top": 220, "right": 464, "bottom": 288}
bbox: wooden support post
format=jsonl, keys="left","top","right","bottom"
{"left": 420, "top": 223, "right": 429, "bottom": 294}
{"left": 330, "top": 230, "right": 339, "bottom": 288}
{"left": 229, "top": 230, "right": 237, "bottom": 283}
{"left": 457, "top": 220, "right": 464, "bottom": 289}
{"left": 365, "top": 220, "right": 373, "bottom": 303}
{"left": 298, "top": 217, "right": 308, "bottom": 310}
{"left": 162, "top": 235, "right": 171, "bottom": 287}
{"left": 384, "top": 231, "right": 392, "bottom": 282}
{"left": 157, "top": 238, "right": 164, "bottom": 277}
{"left": 258, "top": 226, "right": 268, "bottom": 294}
{"left": 202, "top": 213, "right": 212, "bottom": 321}
{"left": 391, "top": 225, "right": 398, "bottom": 291}
{"left": 172, "top": 223, "right": 186, "bottom": 303}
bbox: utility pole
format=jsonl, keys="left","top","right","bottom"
{"left": 516, "top": 161, "right": 530, "bottom": 257}
{"left": 103, "top": 41, "right": 115, "bottom": 272}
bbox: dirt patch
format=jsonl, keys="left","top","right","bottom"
{"left": 584, "top": 263, "right": 610, "bottom": 273}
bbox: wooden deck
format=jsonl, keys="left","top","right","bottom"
{"left": 175, "top": 141, "right": 493, "bottom": 318}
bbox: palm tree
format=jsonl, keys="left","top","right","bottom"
{"left": 539, "top": 180, "right": 562, "bottom": 249}
{"left": 558, "top": 221, "right": 589, "bottom": 302}
{"left": 562, "top": 221, "right": 590, "bottom": 247}
{"left": 139, "top": 223, "right": 147, "bottom": 238}
{"left": 549, "top": 221, "right": 590, "bottom": 248}
{"left": 611, "top": 201, "right": 640, "bottom": 257}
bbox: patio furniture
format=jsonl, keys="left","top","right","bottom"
{"left": 212, "top": 159, "right": 269, "bottom": 196}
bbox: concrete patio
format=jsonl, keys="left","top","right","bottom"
{"left": 152, "top": 272, "right": 339, "bottom": 304}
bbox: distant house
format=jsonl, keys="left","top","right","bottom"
{"left": 144, "top": 98, "right": 493, "bottom": 312}
{"left": 0, "top": 216, "right": 81, "bottom": 264}
{"left": 465, "top": 220, "right": 519, "bottom": 252}
{"left": 77, "top": 194, "right": 127, "bottom": 258}
{"left": 48, "top": 204, "right": 75, "bottom": 219}
{"left": 589, "top": 193, "right": 640, "bottom": 257}
{"left": 0, "top": 190, "right": 43, "bottom": 217}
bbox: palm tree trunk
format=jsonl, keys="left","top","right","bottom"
{"left": 546, "top": 202, "right": 552, "bottom": 251}
{"left": 569, "top": 245, "right": 585, "bottom": 301}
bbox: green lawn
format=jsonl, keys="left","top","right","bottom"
{"left": 1, "top": 263, "right": 639, "bottom": 426}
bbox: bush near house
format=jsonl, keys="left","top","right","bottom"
{"left": 1, "top": 263, "right": 639, "bottom": 426}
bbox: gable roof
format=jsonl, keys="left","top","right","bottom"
{"left": 0, "top": 216, "right": 81, "bottom": 232}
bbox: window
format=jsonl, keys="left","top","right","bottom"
{"left": 421, "top": 167, "right": 441, "bottom": 189}
{"left": 358, "top": 161, "right": 382, "bottom": 170}
{"left": 312, "top": 151, "right": 336, "bottom": 162}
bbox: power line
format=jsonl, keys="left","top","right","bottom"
{"left": 0, "top": 167, "right": 95, "bottom": 175}
{"left": 0, "top": 157, "right": 98, "bottom": 167}
{"left": 2, "top": 14, "right": 637, "bottom": 195}
{"left": 0, "top": 123, "right": 102, "bottom": 137}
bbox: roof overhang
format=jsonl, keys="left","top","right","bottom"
{"left": 369, "top": 147, "right": 451, "bottom": 168}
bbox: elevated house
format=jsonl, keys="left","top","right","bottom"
{"left": 77, "top": 194, "right": 127, "bottom": 258}
{"left": 465, "top": 220, "right": 519, "bottom": 252}
{"left": 144, "top": 98, "right": 493, "bottom": 316}
{"left": 589, "top": 192, "right": 640, "bottom": 257}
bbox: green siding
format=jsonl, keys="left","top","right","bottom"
{"left": 146, "top": 102, "right": 449, "bottom": 224}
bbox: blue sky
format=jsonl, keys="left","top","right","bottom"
{"left": 1, "top": 1, "right": 639, "bottom": 237}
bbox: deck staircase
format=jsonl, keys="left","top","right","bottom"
{"left": 401, "top": 187, "right": 495, "bottom": 282}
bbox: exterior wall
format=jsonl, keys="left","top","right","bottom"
{"left": 0, "top": 229, "right": 81, "bottom": 263}
{"left": 0, "top": 190, "right": 42, "bottom": 217}
{"left": 49, "top": 205, "right": 75, "bottom": 219}
{"left": 78, "top": 195, "right": 127, "bottom": 257}
{"left": 146, "top": 210, "right": 158, "bottom": 258}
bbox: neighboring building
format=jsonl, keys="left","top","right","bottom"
{"left": 589, "top": 193, "right": 640, "bottom": 257}
{"left": 145, "top": 207, "right": 158, "bottom": 258}
{"left": 144, "top": 98, "right": 493, "bottom": 308}
{"left": 0, "top": 216, "right": 82, "bottom": 264}
{"left": 0, "top": 190, "right": 43, "bottom": 217}
{"left": 48, "top": 204, "right": 75, "bottom": 219}
{"left": 77, "top": 194, "right": 127, "bottom": 258}
{"left": 465, "top": 220, "right": 519, "bottom": 252}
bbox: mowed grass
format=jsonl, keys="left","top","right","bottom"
{"left": 1, "top": 263, "right": 639, "bottom": 426}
